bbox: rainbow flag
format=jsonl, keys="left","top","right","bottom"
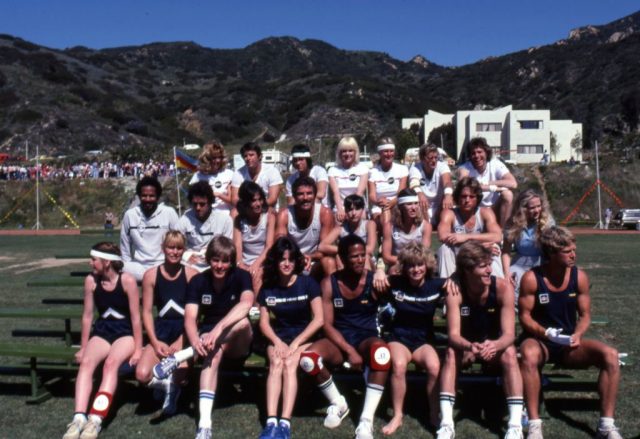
{"left": 175, "top": 148, "right": 198, "bottom": 171}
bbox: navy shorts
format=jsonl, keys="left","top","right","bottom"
{"left": 91, "top": 319, "right": 132, "bottom": 344}
{"left": 339, "top": 328, "right": 378, "bottom": 350}
{"left": 155, "top": 318, "right": 184, "bottom": 345}
{"left": 387, "top": 328, "right": 432, "bottom": 353}
{"left": 518, "top": 335, "right": 570, "bottom": 365}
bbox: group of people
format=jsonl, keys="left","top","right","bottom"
{"left": 62, "top": 136, "right": 623, "bottom": 439}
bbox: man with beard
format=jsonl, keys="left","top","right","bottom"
{"left": 120, "top": 176, "right": 179, "bottom": 282}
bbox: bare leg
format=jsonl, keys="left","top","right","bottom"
{"left": 382, "top": 342, "right": 411, "bottom": 435}
{"left": 281, "top": 343, "right": 311, "bottom": 419}
{"left": 97, "top": 336, "right": 135, "bottom": 394}
{"left": 265, "top": 345, "right": 284, "bottom": 418}
{"left": 412, "top": 344, "right": 441, "bottom": 427}
{"left": 518, "top": 339, "right": 546, "bottom": 420}
{"left": 74, "top": 337, "right": 111, "bottom": 413}
{"left": 135, "top": 345, "right": 160, "bottom": 384}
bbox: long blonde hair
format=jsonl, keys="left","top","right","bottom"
{"left": 335, "top": 136, "right": 360, "bottom": 167}
{"left": 505, "top": 189, "right": 552, "bottom": 243}
{"left": 198, "top": 140, "right": 227, "bottom": 172}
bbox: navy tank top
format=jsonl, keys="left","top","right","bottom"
{"left": 330, "top": 271, "right": 379, "bottom": 337}
{"left": 154, "top": 267, "right": 187, "bottom": 320}
{"left": 530, "top": 266, "right": 578, "bottom": 335}
{"left": 460, "top": 276, "right": 501, "bottom": 343}
{"left": 93, "top": 274, "right": 131, "bottom": 322}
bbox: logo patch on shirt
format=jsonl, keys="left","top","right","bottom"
{"left": 568, "top": 292, "right": 577, "bottom": 297}
{"left": 461, "top": 306, "right": 470, "bottom": 316}
{"left": 201, "top": 294, "right": 212, "bottom": 305}
{"left": 487, "top": 308, "right": 496, "bottom": 313}
{"left": 334, "top": 298, "right": 344, "bottom": 308}
{"left": 349, "top": 174, "right": 357, "bottom": 181}
{"left": 394, "top": 291, "right": 405, "bottom": 302}
{"left": 266, "top": 296, "right": 277, "bottom": 306}
{"left": 387, "top": 176, "right": 395, "bottom": 184}
{"left": 420, "top": 178, "right": 426, "bottom": 186}
{"left": 392, "top": 231, "right": 400, "bottom": 240}
{"left": 539, "top": 293, "right": 550, "bottom": 304}
{"left": 214, "top": 181, "right": 222, "bottom": 189}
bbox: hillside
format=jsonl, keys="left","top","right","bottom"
{"left": 0, "top": 11, "right": 639, "bottom": 159}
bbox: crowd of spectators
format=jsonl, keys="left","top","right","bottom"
{"left": 0, "top": 160, "right": 176, "bottom": 181}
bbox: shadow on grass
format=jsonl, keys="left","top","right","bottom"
{"left": 545, "top": 398, "right": 600, "bottom": 436}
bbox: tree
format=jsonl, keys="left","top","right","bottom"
{"left": 549, "top": 132, "right": 560, "bottom": 160}
{"left": 570, "top": 133, "right": 583, "bottom": 156}
{"left": 395, "top": 129, "right": 419, "bottom": 160}
{"left": 427, "top": 123, "right": 456, "bottom": 158}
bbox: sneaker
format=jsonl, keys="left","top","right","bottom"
{"left": 276, "top": 423, "right": 291, "bottom": 439}
{"left": 162, "top": 382, "right": 181, "bottom": 416}
{"left": 323, "top": 396, "right": 350, "bottom": 429}
{"left": 195, "top": 427, "right": 212, "bottom": 439}
{"left": 258, "top": 423, "right": 278, "bottom": 439}
{"left": 436, "top": 423, "right": 455, "bottom": 439}
{"left": 153, "top": 355, "right": 179, "bottom": 380}
{"left": 505, "top": 424, "right": 524, "bottom": 439}
{"left": 355, "top": 418, "right": 374, "bottom": 439}
{"left": 62, "top": 418, "right": 86, "bottom": 439}
{"left": 595, "top": 426, "right": 623, "bottom": 439}
{"left": 79, "top": 419, "right": 101, "bottom": 439}
{"left": 526, "top": 421, "right": 543, "bottom": 439}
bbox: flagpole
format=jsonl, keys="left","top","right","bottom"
{"left": 174, "top": 146, "right": 182, "bottom": 216}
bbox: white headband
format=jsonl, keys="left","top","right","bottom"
{"left": 377, "top": 143, "right": 396, "bottom": 151}
{"left": 398, "top": 195, "right": 419, "bottom": 205}
{"left": 90, "top": 249, "right": 122, "bottom": 261}
{"left": 292, "top": 152, "right": 311, "bottom": 158}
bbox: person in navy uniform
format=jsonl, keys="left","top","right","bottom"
{"left": 62, "top": 243, "right": 142, "bottom": 439}
{"left": 184, "top": 236, "right": 254, "bottom": 439}
{"left": 518, "top": 226, "right": 622, "bottom": 439}
{"left": 135, "top": 231, "right": 197, "bottom": 416}
{"left": 372, "top": 241, "right": 446, "bottom": 434}
{"left": 298, "top": 234, "right": 391, "bottom": 439}
{"left": 256, "top": 237, "right": 324, "bottom": 439}
{"left": 437, "top": 241, "right": 523, "bottom": 439}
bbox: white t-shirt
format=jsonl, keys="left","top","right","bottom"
{"left": 409, "top": 161, "right": 451, "bottom": 205}
{"left": 460, "top": 158, "right": 511, "bottom": 207}
{"left": 368, "top": 162, "right": 409, "bottom": 200}
{"left": 327, "top": 163, "right": 369, "bottom": 206}
{"left": 231, "top": 164, "right": 284, "bottom": 206}
{"left": 286, "top": 165, "right": 329, "bottom": 206}
{"left": 189, "top": 169, "right": 234, "bottom": 212}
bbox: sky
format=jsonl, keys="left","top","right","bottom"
{"left": 0, "top": 0, "right": 638, "bottom": 67}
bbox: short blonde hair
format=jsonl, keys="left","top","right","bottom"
{"left": 336, "top": 136, "right": 360, "bottom": 166}
{"left": 398, "top": 242, "right": 436, "bottom": 277}
{"left": 163, "top": 230, "right": 186, "bottom": 249}
{"left": 539, "top": 226, "right": 576, "bottom": 259}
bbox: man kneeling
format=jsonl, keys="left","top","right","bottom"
{"left": 438, "top": 240, "right": 524, "bottom": 439}
{"left": 518, "top": 226, "right": 622, "bottom": 439}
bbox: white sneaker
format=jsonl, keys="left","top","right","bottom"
{"left": 526, "top": 421, "right": 543, "bottom": 439}
{"left": 194, "top": 427, "right": 212, "bottom": 439}
{"left": 355, "top": 418, "right": 374, "bottom": 439}
{"left": 436, "top": 423, "right": 455, "bottom": 439}
{"left": 324, "top": 396, "right": 350, "bottom": 429}
{"left": 79, "top": 418, "right": 101, "bottom": 439}
{"left": 505, "top": 424, "right": 524, "bottom": 439}
{"left": 62, "top": 418, "right": 86, "bottom": 439}
{"left": 595, "top": 426, "right": 623, "bottom": 439}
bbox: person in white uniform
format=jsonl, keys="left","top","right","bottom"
{"left": 368, "top": 137, "right": 408, "bottom": 226}
{"left": 286, "top": 144, "right": 329, "bottom": 207}
{"left": 230, "top": 142, "right": 283, "bottom": 209}
{"left": 408, "top": 143, "right": 454, "bottom": 226}
{"left": 189, "top": 141, "right": 234, "bottom": 213}
{"left": 120, "top": 176, "right": 179, "bottom": 282}
{"left": 328, "top": 137, "right": 369, "bottom": 223}
{"left": 458, "top": 137, "right": 517, "bottom": 227}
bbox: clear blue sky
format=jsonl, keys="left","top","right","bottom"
{"left": 0, "top": 0, "right": 638, "bottom": 66}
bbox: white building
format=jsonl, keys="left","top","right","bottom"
{"left": 402, "top": 105, "right": 582, "bottom": 164}
{"left": 233, "top": 148, "right": 290, "bottom": 173}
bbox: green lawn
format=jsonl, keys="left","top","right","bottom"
{"left": 0, "top": 233, "right": 638, "bottom": 438}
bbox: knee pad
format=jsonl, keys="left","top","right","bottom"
{"left": 299, "top": 351, "right": 324, "bottom": 376}
{"left": 370, "top": 342, "right": 391, "bottom": 371}
{"left": 89, "top": 391, "right": 113, "bottom": 418}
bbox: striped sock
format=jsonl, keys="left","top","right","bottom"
{"left": 361, "top": 383, "right": 384, "bottom": 422}
{"left": 439, "top": 392, "right": 455, "bottom": 425}
{"left": 318, "top": 376, "right": 342, "bottom": 405}
{"left": 198, "top": 390, "right": 215, "bottom": 429}
{"left": 507, "top": 396, "right": 524, "bottom": 427}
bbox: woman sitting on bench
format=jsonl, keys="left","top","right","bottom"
{"left": 63, "top": 242, "right": 142, "bottom": 439}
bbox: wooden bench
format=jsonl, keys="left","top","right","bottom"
{"left": 0, "top": 308, "right": 82, "bottom": 346}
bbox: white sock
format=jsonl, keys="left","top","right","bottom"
{"left": 529, "top": 419, "right": 542, "bottom": 426}
{"left": 507, "top": 397, "right": 524, "bottom": 427}
{"left": 360, "top": 383, "right": 384, "bottom": 422}
{"left": 599, "top": 417, "right": 615, "bottom": 430}
{"left": 318, "top": 377, "right": 343, "bottom": 405}
{"left": 279, "top": 419, "right": 291, "bottom": 428}
{"left": 265, "top": 417, "right": 277, "bottom": 426}
{"left": 72, "top": 413, "right": 87, "bottom": 424}
{"left": 198, "top": 390, "right": 215, "bottom": 429}
{"left": 87, "top": 414, "right": 102, "bottom": 426}
{"left": 174, "top": 346, "right": 195, "bottom": 363}
{"left": 439, "top": 392, "right": 455, "bottom": 426}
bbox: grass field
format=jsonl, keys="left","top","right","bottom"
{"left": 0, "top": 233, "right": 639, "bottom": 438}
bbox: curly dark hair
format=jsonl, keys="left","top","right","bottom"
{"left": 136, "top": 176, "right": 162, "bottom": 197}
{"left": 261, "top": 237, "right": 306, "bottom": 289}
{"left": 236, "top": 181, "right": 267, "bottom": 220}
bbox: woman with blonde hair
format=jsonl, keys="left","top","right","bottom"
{"left": 502, "top": 189, "right": 554, "bottom": 300}
{"left": 328, "top": 137, "right": 369, "bottom": 222}
{"left": 189, "top": 140, "right": 234, "bottom": 212}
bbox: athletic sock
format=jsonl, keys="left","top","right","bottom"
{"left": 507, "top": 396, "right": 524, "bottom": 426}
{"left": 279, "top": 418, "right": 291, "bottom": 428}
{"left": 529, "top": 418, "right": 542, "bottom": 426}
{"left": 198, "top": 390, "right": 215, "bottom": 429}
{"left": 72, "top": 413, "right": 87, "bottom": 424}
{"left": 360, "top": 383, "right": 384, "bottom": 422}
{"left": 439, "top": 392, "right": 455, "bottom": 426}
{"left": 598, "top": 417, "right": 615, "bottom": 430}
{"left": 265, "top": 417, "right": 278, "bottom": 426}
{"left": 174, "top": 346, "right": 195, "bottom": 362}
{"left": 318, "top": 376, "right": 343, "bottom": 405}
{"left": 87, "top": 414, "right": 102, "bottom": 426}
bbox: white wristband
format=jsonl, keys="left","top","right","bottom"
{"left": 444, "top": 187, "right": 453, "bottom": 195}
{"left": 489, "top": 184, "right": 498, "bottom": 192}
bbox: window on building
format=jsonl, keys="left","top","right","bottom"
{"left": 519, "top": 120, "right": 542, "bottom": 129}
{"left": 476, "top": 122, "right": 502, "bottom": 132}
{"left": 517, "top": 145, "right": 544, "bottom": 154}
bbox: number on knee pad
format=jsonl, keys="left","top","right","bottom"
{"left": 370, "top": 342, "right": 391, "bottom": 371}
{"left": 299, "top": 351, "right": 324, "bottom": 375}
